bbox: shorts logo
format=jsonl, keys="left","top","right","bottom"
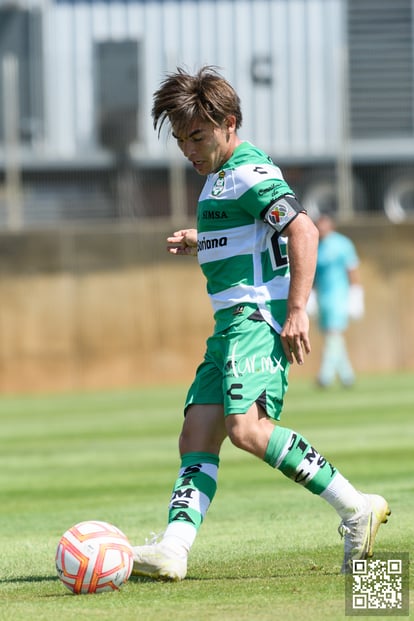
{"left": 226, "top": 383, "right": 243, "bottom": 400}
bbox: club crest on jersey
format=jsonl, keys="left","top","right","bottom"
{"left": 211, "top": 170, "right": 225, "bottom": 196}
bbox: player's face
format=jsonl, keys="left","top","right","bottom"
{"left": 172, "top": 117, "right": 238, "bottom": 175}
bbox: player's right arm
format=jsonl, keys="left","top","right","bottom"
{"left": 167, "top": 229, "right": 198, "bottom": 255}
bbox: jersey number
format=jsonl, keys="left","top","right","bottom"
{"left": 269, "top": 232, "right": 288, "bottom": 270}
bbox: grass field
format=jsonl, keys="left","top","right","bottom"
{"left": 0, "top": 373, "right": 413, "bottom": 621}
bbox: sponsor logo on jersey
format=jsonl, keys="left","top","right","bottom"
{"left": 201, "top": 210, "right": 228, "bottom": 219}
{"left": 258, "top": 182, "right": 283, "bottom": 196}
{"left": 197, "top": 236, "right": 228, "bottom": 252}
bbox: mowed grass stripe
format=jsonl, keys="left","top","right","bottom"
{"left": 0, "top": 373, "right": 412, "bottom": 621}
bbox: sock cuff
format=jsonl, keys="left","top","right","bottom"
{"left": 181, "top": 452, "right": 220, "bottom": 468}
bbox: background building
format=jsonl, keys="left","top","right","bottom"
{"left": 0, "top": 0, "right": 413, "bottom": 226}
{"left": 0, "top": 0, "right": 413, "bottom": 393}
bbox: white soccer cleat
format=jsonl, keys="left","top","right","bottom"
{"left": 131, "top": 542, "right": 187, "bottom": 581}
{"left": 338, "top": 493, "right": 391, "bottom": 574}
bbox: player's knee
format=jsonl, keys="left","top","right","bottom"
{"left": 225, "top": 415, "right": 251, "bottom": 451}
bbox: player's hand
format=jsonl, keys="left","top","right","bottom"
{"left": 280, "top": 309, "right": 311, "bottom": 365}
{"left": 167, "top": 229, "right": 198, "bottom": 256}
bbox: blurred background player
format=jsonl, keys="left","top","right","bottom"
{"left": 308, "top": 213, "right": 364, "bottom": 388}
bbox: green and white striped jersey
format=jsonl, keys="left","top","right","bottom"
{"left": 197, "top": 141, "right": 300, "bottom": 334}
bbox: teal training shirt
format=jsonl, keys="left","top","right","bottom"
{"left": 314, "top": 231, "right": 359, "bottom": 331}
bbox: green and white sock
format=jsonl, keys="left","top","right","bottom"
{"left": 264, "top": 427, "right": 364, "bottom": 517}
{"left": 162, "top": 452, "right": 219, "bottom": 552}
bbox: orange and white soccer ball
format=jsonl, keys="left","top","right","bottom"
{"left": 55, "top": 520, "right": 134, "bottom": 594}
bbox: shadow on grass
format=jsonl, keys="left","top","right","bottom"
{"left": 128, "top": 566, "right": 340, "bottom": 583}
{"left": 1, "top": 566, "right": 340, "bottom": 589}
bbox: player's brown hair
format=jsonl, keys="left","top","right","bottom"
{"left": 152, "top": 66, "right": 243, "bottom": 137}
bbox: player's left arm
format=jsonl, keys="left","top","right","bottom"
{"left": 344, "top": 239, "right": 364, "bottom": 320}
{"left": 280, "top": 212, "right": 319, "bottom": 365}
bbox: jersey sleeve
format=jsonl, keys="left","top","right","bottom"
{"left": 234, "top": 162, "right": 303, "bottom": 232}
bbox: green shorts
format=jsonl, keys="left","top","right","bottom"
{"left": 185, "top": 310, "right": 289, "bottom": 420}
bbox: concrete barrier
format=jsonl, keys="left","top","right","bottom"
{"left": 0, "top": 218, "right": 412, "bottom": 393}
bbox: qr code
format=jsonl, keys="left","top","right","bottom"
{"left": 345, "top": 553, "right": 409, "bottom": 616}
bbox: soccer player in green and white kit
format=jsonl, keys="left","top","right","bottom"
{"left": 132, "top": 66, "right": 390, "bottom": 579}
